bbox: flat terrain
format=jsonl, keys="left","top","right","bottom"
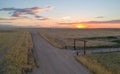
{"left": 38, "top": 28, "right": 120, "bottom": 74}
{"left": 39, "top": 28, "right": 120, "bottom": 49}
{"left": 88, "top": 52, "right": 120, "bottom": 74}
{"left": 0, "top": 29, "right": 34, "bottom": 74}
{"left": 78, "top": 48, "right": 120, "bottom": 54}
{"left": 0, "top": 30, "right": 20, "bottom": 59}
{"left": 76, "top": 52, "right": 120, "bottom": 74}
{"left": 31, "top": 31, "right": 91, "bottom": 74}
{"left": 0, "top": 28, "right": 120, "bottom": 74}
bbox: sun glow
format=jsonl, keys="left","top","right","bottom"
{"left": 76, "top": 24, "right": 86, "bottom": 28}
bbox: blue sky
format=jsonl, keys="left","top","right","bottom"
{"left": 0, "top": 0, "right": 120, "bottom": 28}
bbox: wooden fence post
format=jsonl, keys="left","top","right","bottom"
{"left": 83, "top": 41, "right": 87, "bottom": 55}
{"left": 74, "top": 39, "right": 76, "bottom": 50}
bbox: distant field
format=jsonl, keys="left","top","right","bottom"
{"left": 0, "top": 30, "right": 19, "bottom": 51}
{"left": 39, "top": 28, "right": 120, "bottom": 49}
{"left": 0, "top": 29, "right": 34, "bottom": 74}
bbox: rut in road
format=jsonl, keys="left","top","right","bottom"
{"left": 30, "top": 32, "right": 92, "bottom": 74}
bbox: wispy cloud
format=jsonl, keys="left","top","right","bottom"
{"left": 0, "top": 22, "right": 13, "bottom": 23}
{"left": 95, "top": 16, "right": 104, "bottom": 18}
{"left": 83, "top": 20, "right": 120, "bottom": 24}
{"left": 59, "top": 20, "right": 120, "bottom": 25}
{"left": 0, "top": 6, "right": 53, "bottom": 18}
{"left": 34, "top": 15, "right": 49, "bottom": 20}
{"left": 0, "top": 18, "right": 16, "bottom": 20}
{"left": 37, "top": 17, "right": 49, "bottom": 20}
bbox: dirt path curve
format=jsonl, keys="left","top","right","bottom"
{"left": 31, "top": 31, "right": 92, "bottom": 74}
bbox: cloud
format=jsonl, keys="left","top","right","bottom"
{"left": 62, "top": 16, "right": 71, "bottom": 20}
{"left": 95, "top": 16, "right": 104, "bottom": 18}
{"left": 0, "top": 17, "right": 32, "bottom": 20}
{"left": 34, "top": 15, "right": 43, "bottom": 18}
{"left": 0, "top": 22, "right": 13, "bottom": 23}
{"left": 0, "top": 6, "right": 53, "bottom": 17}
{"left": 59, "top": 22, "right": 73, "bottom": 25}
{"left": 0, "top": 18, "right": 16, "bottom": 20}
{"left": 35, "top": 15, "right": 49, "bottom": 20}
{"left": 37, "top": 17, "right": 49, "bottom": 20}
{"left": 83, "top": 20, "right": 120, "bottom": 24}
{"left": 59, "top": 19, "right": 120, "bottom": 25}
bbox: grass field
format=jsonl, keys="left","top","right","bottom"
{"left": 39, "top": 28, "right": 120, "bottom": 74}
{"left": 76, "top": 52, "right": 120, "bottom": 74}
{"left": 39, "top": 28, "right": 120, "bottom": 49}
{"left": 0, "top": 30, "right": 20, "bottom": 51}
{"left": 0, "top": 28, "right": 120, "bottom": 74}
{"left": 0, "top": 29, "right": 35, "bottom": 74}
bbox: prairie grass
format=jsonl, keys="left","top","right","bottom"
{"left": 39, "top": 28, "right": 120, "bottom": 49}
{"left": 40, "top": 32, "right": 66, "bottom": 48}
{"left": 76, "top": 52, "right": 120, "bottom": 74}
{"left": 0, "top": 31, "right": 20, "bottom": 51}
{"left": 39, "top": 28, "right": 120, "bottom": 74}
{"left": 0, "top": 31, "right": 35, "bottom": 74}
{"left": 76, "top": 55, "right": 112, "bottom": 74}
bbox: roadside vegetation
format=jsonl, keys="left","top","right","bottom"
{"left": 39, "top": 32, "right": 65, "bottom": 48}
{"left": 0, "top": 30, "right": 35, "bottom": 74}
{"left": 76, "top": 52, "right": 120, "bottom": 74}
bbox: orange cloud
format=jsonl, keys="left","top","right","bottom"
{"left": 25, "top": 6, "right": 53, "bottom": 14}
{"left": 58, "top": 20, "right": 120, "bottom": 28}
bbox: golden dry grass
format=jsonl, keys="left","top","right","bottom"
{"left": 76, "top": 55, "right": 113, "bottom": 74}
{"left": 39, "top": 28, "right": 120, "bottom": 74}
{"left": 76, "top": 52, "right": 120, "bottom": 74}
{"left": 0, "top": 31, "right": 20, "bottom": 51}
{"left": 39, "top": 28, "right": 120, "bottom": 49}
{"left": 0, "top": 31, "right": 35, "bottom": 74}
{"left": 88, "top": 52, "right": 120, "bottom": 74}
{"left": 39, "top": 28, "right": 120, "bottom": 39}
{"left": 40, "top": 32, "right": 65, "bottom": 48}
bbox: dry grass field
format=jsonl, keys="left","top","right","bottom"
{"left": 0, "top": 29, "right": 35, "bottom": 74}
{"left": 39, "top": 28, "right": 120, "bottom": 74}
{"left": 0, "top": 30, "right": 20, "bottom": 51}
{"left": 0, "top": 28, "right": 120, "bottom": 74}
{"left": 76, "top": 52, "right": 120, "bottom": 74}
{"left": 39, "top": 28, "right": 120, "bottom": 49}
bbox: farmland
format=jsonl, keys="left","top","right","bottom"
{"left": 0, "top": 28, "right": 120, "bottom": 74}
{"left": 0, "top": 29, "right": 35, "bottom": 74}
{"left": 76, "top": 52, "right": 120, "bottom": 74}
{"left": 39, "top": 28, "right": 120, "bottom": 74}
{"left": 39, "top": 28, "right": 120, "bottom": 49}
{"left": 0, "top": 30, "right": 19, "bottom": 51}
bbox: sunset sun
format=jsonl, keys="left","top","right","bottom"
{"left": 76, "top": 24, "right": 86, "bottom": 28}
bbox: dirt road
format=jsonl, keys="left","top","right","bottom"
{"left": 31, "top": 32, "right": 92, "bottom": 74}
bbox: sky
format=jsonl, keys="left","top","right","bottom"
{"left": 0, "top": 0, "right": 120, "bottom": 28}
